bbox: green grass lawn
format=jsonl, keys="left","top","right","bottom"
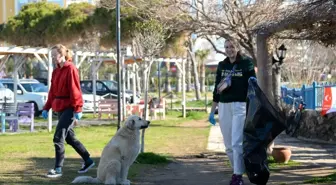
{"left": 0, "top": 111, "right": 209, "bottom": 185}
{"left": 267, "top": 156, "right": 301, "bottom": 170}
{"left": 148, "top": 91, "right": 213, "bottom": 100}
{"left": 304, "top": 172, "right": 336, "bottom": 184}
{"left": 169, "top": 100, "right": 212, "bottom": 108}
{"left": 33, "top": 110, "right": 208, "bottom": 124}
{"left": 33, "top": 112, "right": 112, "bottom": 123}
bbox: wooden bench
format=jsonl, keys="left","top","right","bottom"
{"left": 98, "top": 99, "right": 145, "bottom": 120}
{"left": 97, "top": 99, "right": 119, "bottom": 120}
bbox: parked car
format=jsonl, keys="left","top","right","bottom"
{"left": 0, "top": 79, "right": 48, "bottom": 116}
{"left": 100, "top": 80, "right": 141, "bottom": 98}
{"left": 80, "top": 80, "right": 134, "bottom": 103}
{"left": 81, "top": 87, "right": 104, "bottom": 112}
{"left": 100, "top": 80, "right": 141, "bottom": 103}
{"left": 0, "top": 82, "right": 14, "bottom": 103}
{"left": 35, "top": 78, "right": 48, "bottom": 86}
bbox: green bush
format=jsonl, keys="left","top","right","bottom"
{"left": 304, "top": 172, "right": 336, "bottom": 184}
{"left": 136, "top": 152, "right": 170, "bottom": 164}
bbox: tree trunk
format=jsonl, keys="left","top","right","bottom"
{"left": 131, "top": 39, "right": 142, "bottom": 93}
{"left": 141, "top": 63, "right": 148, "bottom": 153}
{"left": 188, "top": 49, "right": 201, "bottom": 100}
{"left": 267, "top": 64, "right": 282, "bottom": 155}
{"left": 142, "top": 65, "right": 147, "bottom": 97}
{"left": 200, "top": 63, "right": 205, "bottom": 93}
{"left": 256, "top": 34, "right": 274, "bottom": 155}
{"left": 272, "top": 63, "right": 281, "bottom": 109}
{"left": 132, "top": 64, "right": 137, "bottom": 104}
{"left": 140, "top": 67, "right": 147, "bottom": 153}
{"left": 126, "top": 67, "right": 130, "bottom": 90}
{"left": 136, "top": 66, "right": 141, "bottom": 93}
{"left": 186, "top": 56, "right": 192, "bottom": 92}
{"left": 256, "top": 34, "right": 273, "bottom": 102}
{"left": 29, "top": 61, "right": 33, "bottom": 78}
{"left": 141, "top": 59, "right": 154, "bottom": 153}
{"left": 165, "top": 62, "right": 171, "bottom": 92}
{"left": 176, "top": 66, "right": 182, "bottom": 93}
{"left": 182, "top": 59, "right": 186, "bottom": 118}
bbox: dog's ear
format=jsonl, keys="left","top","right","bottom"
{"left": 128, "top": 119, "right": 136, "bottom": 128}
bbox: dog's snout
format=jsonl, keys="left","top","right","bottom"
{"left": 147, "top": 121, "right": 150, "bottom": 124}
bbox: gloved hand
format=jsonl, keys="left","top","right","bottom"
{"left": 208, "top": 112, "right": 216, "bottom": 126}
{"left": 248, "top": 76, "right": 257, "bottom": 83}
{"left": 74, "top": 112, "right": 83, "bottom": 120}
{"left": 42, "top": 110, "right": 48, "bottom": 119}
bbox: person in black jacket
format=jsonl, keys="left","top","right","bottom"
{"left": 208, "top": 39, "right": 256, "bottom": 185}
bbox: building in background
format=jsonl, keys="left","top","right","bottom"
{"left": 0, "top": 0, "right": 16, "bottom": 25}
{"left": 0, "top": 0, "right": 96, "bottom": 24}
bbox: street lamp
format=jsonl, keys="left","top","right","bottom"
{"left": 277, "top": 44, "right": 287, "bottom": 61}
{"left": 272, "top": 44, "right": 287, "bottom": 65}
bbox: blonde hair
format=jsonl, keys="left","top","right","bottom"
{"left": 224, "top": 38, "right": 241, "bottom": 51}
{"left": 51, "top": 44, "right": 72, "bottom": 60}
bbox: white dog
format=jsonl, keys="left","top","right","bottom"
{"left": 72, "top": 115, "right": 150, "bottom": 185}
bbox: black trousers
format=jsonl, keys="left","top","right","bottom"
{"left": 53, "top": 108, "right": 90, "bottom": 168}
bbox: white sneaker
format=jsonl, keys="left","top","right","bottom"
{"left": 46, "top": 169, "right": 62, "bottom": 178}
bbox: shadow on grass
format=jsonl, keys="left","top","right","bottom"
{"left": 0, "top": 153, "right": 170, "bottom": 185}
{"left": 0, "top": 157, "right": 99, "bottom": 185}
{"left": 1, "top": 152, "right": 333, "bottom": 185}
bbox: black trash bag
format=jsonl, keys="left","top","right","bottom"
{"left": 243, "top": 77, "right": 287, "bottom": 185}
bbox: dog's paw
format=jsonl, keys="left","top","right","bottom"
{"left": 118, "top": 180, "right": 131, "bottom": 185}
{"left": 105, "top": 177, "right": 117, "bottom": 185}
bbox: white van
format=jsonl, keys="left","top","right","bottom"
{"left": 0, "top": 79, "right": 48, "bottom": 116}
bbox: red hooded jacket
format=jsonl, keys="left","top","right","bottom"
{"left": 43, "top": 60, "right": 83, "bottom": 113}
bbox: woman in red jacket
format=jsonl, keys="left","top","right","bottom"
{"left": 42, "top": 44, "right": 95, "bottom": 178}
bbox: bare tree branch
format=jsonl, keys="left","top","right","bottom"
{"left": 205, "top": 36, "right": 226, "bottom": 55}
{"left": 166, "top": 0, "right": 285, "bottom": 60}
{"left": 281, "top": 39, "right": 336, "bottom": 86}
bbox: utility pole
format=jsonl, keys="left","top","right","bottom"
{"left": 116, "top": 0, "right": 121, "bottom": 130}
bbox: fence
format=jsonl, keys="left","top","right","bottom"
{"left": 281, "top": 82, "right": 336, "bottom": 110}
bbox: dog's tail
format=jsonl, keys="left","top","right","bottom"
{"left": 71, "top": 176, "right": 101, "bottom": 184}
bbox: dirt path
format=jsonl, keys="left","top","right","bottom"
{"left": 132, "top": 119, "right": 335, "bottom": 185}
{"left": 132, "top": 152, "right": 335, "bottom": 185}
{"left": 133, "top": 153, "right": 238, "bottom": 185}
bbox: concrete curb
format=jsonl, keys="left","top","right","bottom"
{"left": 206, "top": 125, "right": 225, "bottom": 152}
